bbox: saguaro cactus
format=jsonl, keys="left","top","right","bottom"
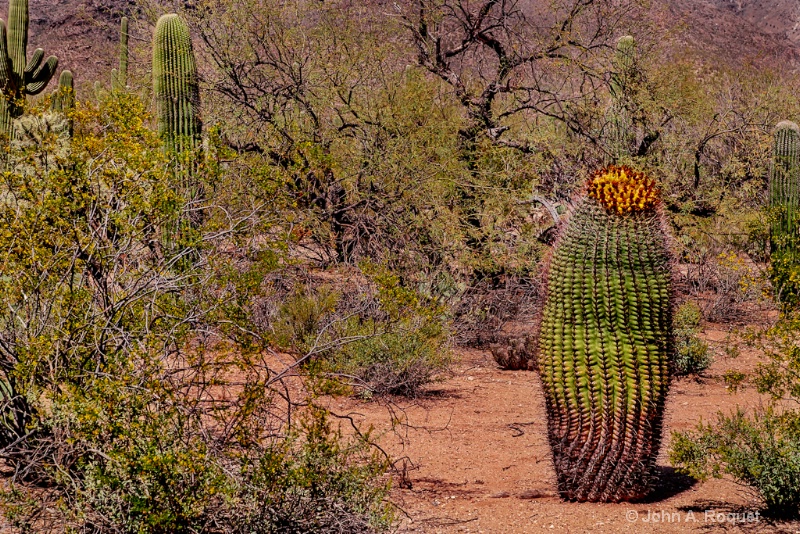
{"left": 0, "top": 0, "right": 58, "bottom": 137}
{"left": 50, "top": 69, "right": 73, "bottom": 136}
{"left": 51, "top": 69, "right": 73, "bottom": 113}
{"left": 153, "top": 13, "right": 203, "bottom": 262}
{"left": 153, "top": 13, "right": 201, "bottom": 156}
{"left": 538, "top": 165, "right": 673, "bottom": 502}
{"left": 768, "top": 120, "right": 800, "bottom": 306}
{"left": 112, "top": 16, "right": 128, "bottom": 91}
{"left": 606, "top": 36, "right": 638, "bottom": 162}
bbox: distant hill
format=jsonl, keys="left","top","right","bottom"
{"left": 646, "top": 0, "right": 800, "bottom": 68}
{"left": 26, "top": 0, "right": 135, "bottom": 90}
{"left": 711, "top": 0, "right": 800, "bottom": 45}
{"left": 10, "top": 0, "right": 800, "bottom": 99}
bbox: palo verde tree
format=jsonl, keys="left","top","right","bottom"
{"left": 398, "top": 0, "right": 639, "bottom": 163}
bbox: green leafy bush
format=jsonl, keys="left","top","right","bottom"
{"left": 271, "top": 268, "right": 451, "bottom": 398}
{"left": 673, "top": 301, "right": 712, "bottom": 376}
{"left": 670, "top": 408, "right": 800, "bottom": 517}
{"left": 671, "top": 312, "right": 800, "bottom": 517}
{"left": 0, "top": 94, "right": 393, "bottom": 533}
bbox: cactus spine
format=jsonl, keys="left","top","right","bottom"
{"left": 153, "top": 13, "right": 201, "bottom": 157}
{"left": 768, "top": 121, "right": 800, "bottom": 306}
{"left": 0, "top": 0, "right": 58, "bottom": 137}
{"left": 538, "top": 166, "right": 673, "bottom": 502}
{"left": 606, "top": 36, "right": 638, "bottom": 163}
{"left": 112, "top": 17, "right": 128, "bottom": 91}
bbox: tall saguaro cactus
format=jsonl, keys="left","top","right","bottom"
{"left": 0, "top": 0, "right": 58, "bottom": 137}
{"left": 153, "top": 13, "right": 201, "bottom": 157}
{"left": 153, "top": 13, "right": 203, "bottom": 262}
{"left": 606, "top": 36, "right": 638, "bottom": 163}
{"left": 50, "top": 69, "right": 73, "bottom": 136}
{"left": 112, "top": 16, "right": 128, "bottom": 91}
{"left": 538, "top": 165, "right": 673, "bottom": 502}
{"left": 768, "top": 120, "right": 800, "bottom": 306}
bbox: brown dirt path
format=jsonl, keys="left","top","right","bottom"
{"left": 326, "top": 322, "right": 800, "bottom": 533}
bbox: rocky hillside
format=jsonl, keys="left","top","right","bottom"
{"left": 27, "top": 0, "right": 135, "bottom": 88}
{"left": 647, "top": 0, "right": 800, "bottom": 67}
{"left": 712, "top": 0, "right": 800, "bottom": 45}
{"left": 9, "top": 0, "right": 800, "bottom": 97}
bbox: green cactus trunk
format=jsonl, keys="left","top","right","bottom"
{"left": 153, "top": 13, "right": 203, "bottom": 263}
{"left": 768, "top": 120, "right": 800, "bottom": 307}
{"left": 606, "top": 36, "right": 637, "bottom": 163}
{"left": 112, "top": 16, "right": 128, "bottom": 91}
{"left": 0, "top": 0, "right": 58, "bottom": 139}
{"left": 538, "top": 195, "right": 672, "bottom": 502}
{"left": 51, "top": 69, "right": 73, "bottom": 112}
{"left": 50, "top": 69, "right": 73, "bottom": 136}
{"left": 153, "top": 13, "right": 201, "bottom": 157}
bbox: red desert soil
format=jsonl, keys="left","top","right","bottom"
{"left": 324, "top": 311, "right": 800, "bottom": 533}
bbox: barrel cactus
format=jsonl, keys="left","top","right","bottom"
{"left": 768, "top": 120, "right": 800, "bottom": 307}
{"left": 0, "top": 0, "right": 59, "bottom": 137}
{"left": 537, "top": 165, "right": 673, "bottom": 502}
{"left": 491, "top": 335, "right": 537, "bottom": 371}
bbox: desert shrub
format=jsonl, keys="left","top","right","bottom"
{"left": 673, "top": 301, "right": 712, "bottom": 376}
{"left": 670, "top": 407, "right": 800, "bottom": 517}
{"left": 672, "top": 312, "right": 800, "bottom": 517}
{"left": 0, "top": 95, "right": 393, "bottom": 532}
{"left": 270, "top": 268, "right": 451, "bottom": 397}
{"left": 227, "top": 407, "right": 392, "bottom": 534}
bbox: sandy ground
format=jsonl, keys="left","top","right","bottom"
{"left": 324, "top": 317, "right": 800, "bottom": 533}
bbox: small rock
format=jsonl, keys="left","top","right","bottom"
{"left": 489, "top": 491, "right": 511, "bottom": 498}
{"left": 518, "top": 489, "right": 548, "bottom": 499}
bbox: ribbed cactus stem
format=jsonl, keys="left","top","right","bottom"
{"left": 51, "top": 69, "right": 73, "bottom": 113}
{"left": 768, "top": 120, "right": 800, "bottom": 306}
{"left": 538, "top": 166, "right": 673, "bottom": 502}
{"left": 0, "top": 0, "right": 58, "bottom": 138}
{"left": 611, "top": 35, "right": 635, "bottom": 98}
{"left": 112, "top": 16, "right": 128, "bottom": 91}
{"left": 7, "top": 0, "right": 27, "bottom": 82}
{"left": 153, "top": 13, "right": 203, "bottom": 264}
{"left": 770, "top": 121, "right": 800, "bottom": 237}
{"left": 607, "top": 35, "right": 637, "bottom": 163}
{"left": 153, "top": 13, "right": 201, "bottom": 155}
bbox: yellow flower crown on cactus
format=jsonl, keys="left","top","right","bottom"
{"left": 587, "top": 165, "right": 659, "bottom": 215}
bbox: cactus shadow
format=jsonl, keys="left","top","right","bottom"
{"left": 639, "top": 466, "right": 698, "bottom": 503}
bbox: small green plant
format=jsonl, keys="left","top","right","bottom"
{"left": 673, "top": 301, "right": 712, "bottom": 376}
{"left": 671, "top": 408, "right": 800, "bottom": 517}
{"left": 672, "top": 312, "right": 800, "bottom": 517}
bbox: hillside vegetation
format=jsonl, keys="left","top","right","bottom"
{"left": 1, "top": 0, "right": 800, "bottom": 532}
